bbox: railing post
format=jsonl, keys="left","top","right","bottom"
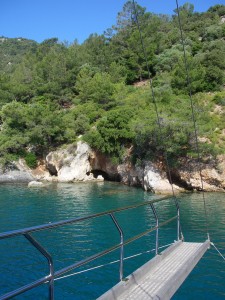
{"left": 24, "top": 233, "right": 54, "bottom": 300}
{"left": 173, "top": 198, "right": 181, "bottom": 241}
{"left": 110, "top": 213, "right": 124, "bottom": 281}
{"left": 150, "top": 203, "right": 159, "bottom": 255}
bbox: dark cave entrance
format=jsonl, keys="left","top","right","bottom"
{"left": 87, "top": 170, "right": 121, "bottom": 182}
{"left": 168, "top": 171, "right": 193, "bottom": 191}
{"left": 48, "top": 165, "right": 58, "bottom": 176}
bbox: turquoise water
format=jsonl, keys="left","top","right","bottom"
{"left": 0, "top": 182, "right": 224, "bottom": 299}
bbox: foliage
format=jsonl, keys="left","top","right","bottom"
{"left": 208, "top": 5, "right": 225, "bottom": 16}
{"left": 84, "top": 107, "right": 135, "bottom": 159}
{"left": 0, "top": 37, "right": 37, "bottom": 72}
{"left": 213, "top": 92, "right": 225, "bottom": 106}
{"left": 171, "top": 56, "right": 206, "bottom": 94}
{"left": 1, "top": 2, "right": 225, "bottom": 166}
{"left": 24, "top": 152, "right": 38, "bottom": 168}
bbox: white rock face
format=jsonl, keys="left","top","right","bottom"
{"left": 143, "top": 163, "right": 181, "bottom": 194}
{"left": 58, "top": 142, "right": 92, "bottom": 182}
{"left": 46, "top": 141, "right": 99, "bottom": 182}
{"left": 96, "top": 175, "right": 104, "bottom": 181}
{"left": 0, "top": 159, "right": 34, "bottom": 183}
{"left": 45, "top": 142, "right": 224, "bottom": 193}
{"left": 28, "top": 181, "right": 44, "bottom": 187}
{"left": 45, "top": 142, "right": 181, "bottom": 193}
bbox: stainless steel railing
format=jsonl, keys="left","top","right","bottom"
{"left": 0, "top": 195, "right": 181, "bottom": 300}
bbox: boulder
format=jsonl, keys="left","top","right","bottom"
{"left": 178, "top": 155, "right": 225, "bottom": 192}
{"left": 46, "top": 141, "right": 98, "bottom": 182}
{"left": 28, "top": 181, "right": 45, "bottom": 187}
{"left": 0, "top": 159, "right": 34, "bottom": 183}
{"left": 143, "top": 163, "right": 181, "bottom": 194}
{"left": 96, "top": 175, "right": 104, "bottom": 181}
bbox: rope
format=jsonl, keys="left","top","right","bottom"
{"left": 175, "top": 0, "right": 210, "bottom": 241}
{"left": 210, "top": 242, "right": 225, "bottom": 261}
{"left": 54, "top": 242, "right": 173, "bottom": 281}
{"left": 132, "top": 0, "right": 184, "bottom": 240}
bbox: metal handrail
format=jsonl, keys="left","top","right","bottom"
{"left": 0, "top": 195, "right": 180, "bottom": 300}
{"left": 110, "top": 213, "right": 124, "bottom": 281}
{"left": 150, "top": 203, "right": 159, "bottom": 255}
{"left": 24, "top": 233, "right": 54, "bottom": 299}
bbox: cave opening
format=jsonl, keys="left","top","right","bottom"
{"left": 168, "top": 171, "right": 193, "bottom": 191}
{"left": 87, "top": 170, "right": 121, "bottom": 182}
{"left": 48, "top": 165, "right": 58, "bottom": 176}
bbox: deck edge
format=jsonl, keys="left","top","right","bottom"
{"left": 97, "top": 240, "right": 182, "bottom": 300}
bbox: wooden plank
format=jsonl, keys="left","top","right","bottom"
{"left": 98, "top": 240, "right": 210, "bottom": 300}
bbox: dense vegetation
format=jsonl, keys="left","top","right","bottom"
{"left": 0, "top": 2, "right": 225, "bottom": 168}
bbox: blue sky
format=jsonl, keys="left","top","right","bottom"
{"left": 1, "top": 0, "right": 225, "bottom": 44}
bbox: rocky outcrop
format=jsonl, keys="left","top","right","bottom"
{"left": 30, "top": 163, "right": 53, "bottom": 182}
{"left": 44, "top": 142, "right": 225, "bottom": 193}
{"left": 0, "top": 159, "right": 34, "bottom": 183}
{"left": 143, "top": 163, "right": 182, "bottom": 194}
{"left": 174, "top": 155, "right": 225, "bottom": 192}
{"left": 2, "top": 142, "right": 223, "bottom": 194}
{"left": 89, "top": 150, "right": 120, "bottom": 181}
{"left": 28, "top": 181, "right": 45, "bottom": 187}
{"left": 44, "top": 142, "right": 182, "bottom": 194}
{"left": 116, "top": 161, "right": 182, "bottom": 194}
{"left": 46, "top": 141, "right": 104, "bottom": 182}
{"left": 117, "top": 156, "right": 225, "bottom": 193}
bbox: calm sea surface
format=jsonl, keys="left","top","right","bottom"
{"left": 0, "top": 182, "right": 224, "bottom": 299}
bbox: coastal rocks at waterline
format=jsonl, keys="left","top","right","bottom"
{"left": 45, "top": 142, "right": 181, "bottom": 194}
{"left": 28, "top": 181, "right": 45, "bottom": 187}
{"left": 143, "top": 163, "right": 181, "bottom": 194}
{"left": 44, "top": 142, "right": 225, "bottom": 193}
{"left": 46, "top": 141, "right": 104, "bottom": 182}
{"left": 117, "top": 162, "right": 181, "bottom": 194}
{"left": 0, "top": 159, "right": 34, "bottom": 183}
{"left": 1, "top": 142, "right": 224, "bottom": 193}
{"left": 178, "top": 155, "right": 225, "bottom": 192}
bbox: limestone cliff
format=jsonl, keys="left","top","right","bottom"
{"left": 43, "top": 142, "right": 183, "bottom": 194}
{"left": 177, "top": 155, "right": 225, "bottom": 192}
{"left": 45, "top": 141, "right": 104, "bottom": 182}
{"left": 43, "top": 142, "right": 225, "bottom": 193}
{"left": 1, "top": 142, "right": 224, "bottom": 194}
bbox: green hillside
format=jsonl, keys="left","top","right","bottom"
{"left": 0, "top": 2, "right": 225, "bottom": 169}
{"left": 0, "top": 37, "right": 37, "bottom": 72}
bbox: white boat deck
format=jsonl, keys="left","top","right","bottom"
{"left": 98, "top": 240, "right": 210, "bottom": 300}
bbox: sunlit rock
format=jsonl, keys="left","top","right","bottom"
{"left": 0, "top": 159, "right": 34, "bottom": 183}
{"left": 46, "top": 141, "right": 94, "bottom": 182}
{"left": 28, "top": 181, "right": 44, "bottom": 187}
{"left": 143, "top": 163, "right": 181, "bottom": 194}
{"left": 178, "top": 155, "right": 225, "bottom": 192}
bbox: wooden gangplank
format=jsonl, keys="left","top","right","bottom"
{"left": 98, "top": 240, "right": 210, "bottom": 300}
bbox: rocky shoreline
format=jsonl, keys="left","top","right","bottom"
{"left": 0, "top": 141, "right": 224, "bottom": 194}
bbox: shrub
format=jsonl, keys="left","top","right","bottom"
{"left": 213, "top": 93, "right": 225, "bottom": 106}
{"left": 24, "top": 152, "right": 37, "bottom": 169}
